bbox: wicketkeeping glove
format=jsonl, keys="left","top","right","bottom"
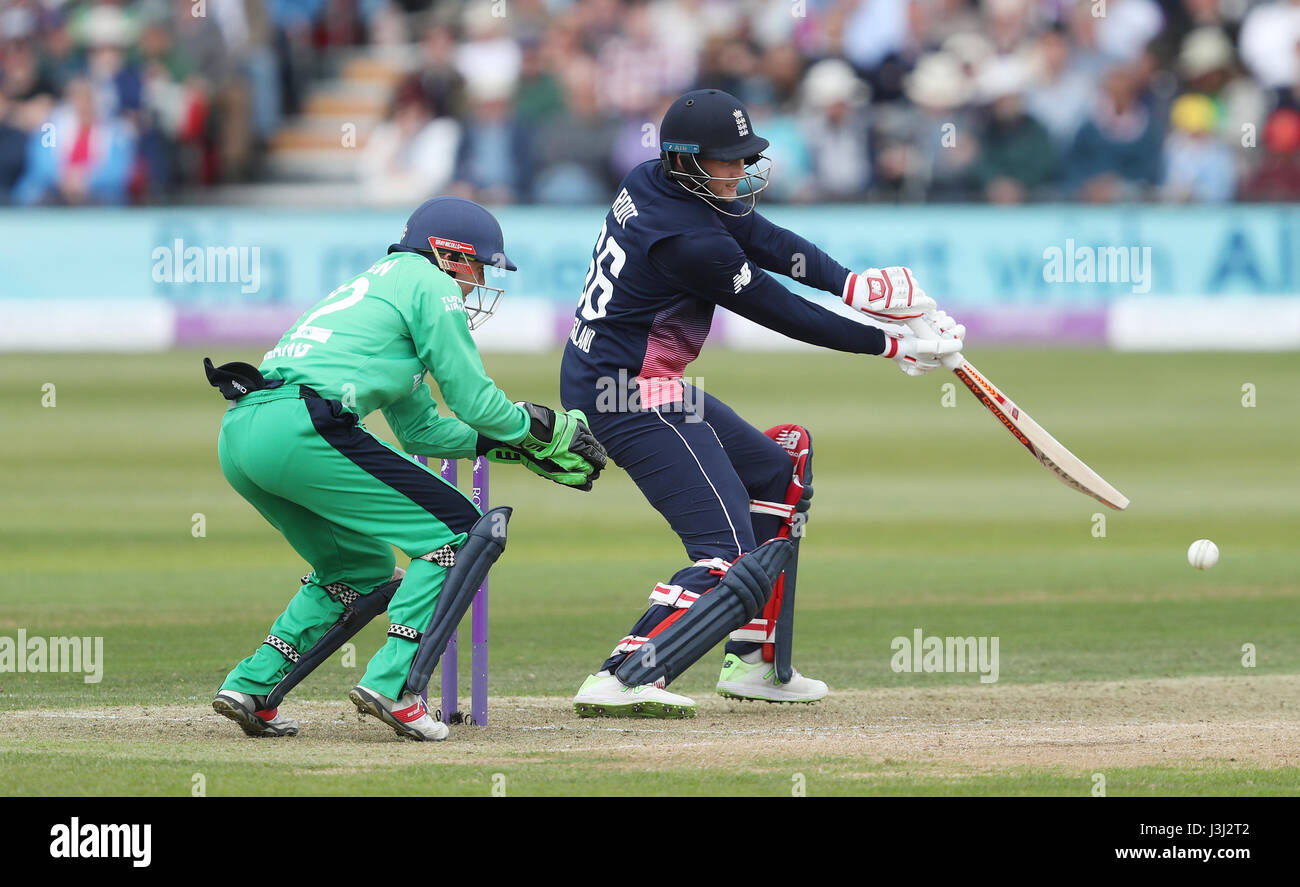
{"left": 481, "top": 445, "right": 604, "bottom": 491}
{"left": 479, "top": 404, "right": 609, "bottom": 491}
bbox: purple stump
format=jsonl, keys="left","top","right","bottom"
{"left": 416, "top": 455, "right": 430, "bottom": 709}
{"left": 439, "top": 458, "right": 460, "bottom": 723}
{"left": 471, "top": 456, "right": 489, "bottom": 726}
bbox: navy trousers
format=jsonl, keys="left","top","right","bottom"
{"left": 584, "top": 384, "right": 794, "bottom": 674}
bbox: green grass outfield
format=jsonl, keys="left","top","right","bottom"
{"left": 2, "top": 347, "right": 1298, "bottom": 795}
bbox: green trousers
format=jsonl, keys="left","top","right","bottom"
{"left": 217, "top": 386, "right": 481, "bottom": 701}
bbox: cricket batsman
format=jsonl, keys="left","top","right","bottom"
{"left": 208, "top": 196, "right": 607, "bottom": 741}
{"left": 563, "top": 89, "right": 964, "bottom": 718}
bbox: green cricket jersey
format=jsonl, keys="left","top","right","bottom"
{"left": 260, "top": 251, "right": 528, "bottom": 459}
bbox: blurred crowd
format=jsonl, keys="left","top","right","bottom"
{"left": 0, "top": 0, "right": 381, "bottom": 204}
{"left": 4, "top": 0, "right": 1300, "bottom": 206}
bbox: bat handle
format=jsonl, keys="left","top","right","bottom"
{"left": 903, "top": 315, "right": 965, "bottom": 370}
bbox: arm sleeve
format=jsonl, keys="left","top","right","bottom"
{"left": 380, "top": 385, "right": 479, "bottom": 459}
{"left": 649, "top": 232, "right": 887, "bottom": 355}
{"left": 404, "top": 266, "right": 530, "bottom": 445}
{"left": 723, "top": 209, "right": 854, "bottom": 297}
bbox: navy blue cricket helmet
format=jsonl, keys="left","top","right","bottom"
{"left": 389, "top": 196, "right": 517, "bottom": 271}
{"left": 659, "top": 89, "right": 772, "bottom": 216}
{"left": 389, "top": 196, "right": 515, "bottom": 329}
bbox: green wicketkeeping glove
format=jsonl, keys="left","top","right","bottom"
{"left": 515, "top": 403, "right": 606, "bottom": 465}
{"left": 478, "top": 405, "right": 608, "bottom": 491}
{"left": 480, "top": 445, "right": 601, "bottom": 491}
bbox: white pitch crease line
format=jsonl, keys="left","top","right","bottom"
{"left": 497, "top": 723, "right": 901, "bottom": 736}
{"left": 11, "top": 712, "right": 347, "bottom": 725}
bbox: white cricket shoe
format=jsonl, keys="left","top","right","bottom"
{"left": 716, "top": 653, "right": 828, "bottom": 703}
{"left": 573, "top": 672, "right": 697, "bottom": 719}
{"left": 212, "top": 689, "right": 299, "bottom": 737}
{"left": 349, "top": 685, "right": 450, "bottom": 741}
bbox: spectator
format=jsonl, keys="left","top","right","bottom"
{"left": 450, "top": 76, "right": 533, "bottom": 205}
{"left": 1239, "top": 0, "right": 1300, "bottom": 92}
{"left": 1025, "top": 25, "right": 1099, "bottom": 150}
{"left": 1066, "top": 63, "right": 1164, "bottom": 202}
{"left": 758, "top": 43, "right": 810, "bottom": 109}
{"left": 746, "top": 0, "right": 828, "bottom": 55}
{"left": 404, "top": 25, "right": 466, "bottom": 119}
{"left": 2, "top": 36, "right": 57, "bottom": 104}
{"left": 80, "top": 3, "right": 142, "bottom": 118}
{"left": 1177, "top": 27, "right": 1267, "bottom": 174}
{"left": 981, "top": 0, "right": 1036, "bottom": 55}
{"left": 799, "top": 58, "right": 872, "bottom": 199}
{"left": 608, "top": 92, "right": 672, "bottom": 179}
{"left": 455, "top": 2, "right": 522, "bottom": 96}
{"left": 915, "top": 0, "right": 983, "bottom": 51}
{"left": 1276, "top": 34, "right": 1300, "bottom": 112}
{"left": 748, "top": 94, "right": 815, "bottom": 203}
{"left": 0, "top": 92, "right": 31, "bottom": 199}
{"left": 972, "top": 56, "right": 1058, "bottom": 203}
{"left": 532, "top": 51, "right": 617, "bottom": 204}
{"left": 694, "top": 32, "right": 762, "bottom": 105}
{"left": 1064, "top": 0, "right": 1117, "bottom": 78}
{"left": 595, "top": 0, "right": 694, "bottom": 116}
{"left": 13, "top": 77, "right": 135, "bottom": 205}
{"left": 270, "top": 0, "right": 326, "bottom": 116}
{"left": 941, "top": 31, "right": 994, "bottom": 83}
{"left": 1094, "top": 0, "right": 1165, "bottom": 64}
{"left": 1161, "top": 93, "right": 1235, "bottom": 202}
{"left": 0, "top": 0, "right": 1294, "bottom": 205}
{"left": 1239, "top": 107, "right": 1300, "bottom": 200}
{"left": 359, "top": 80, "right": 460, "bottom": 206}
{"left": 36, "top": 13, "right": 80, "bottom": 97}
{"left": 514, "top": 36, "right": 565, "bottom": 124}
{"left": 881, "top": 51, "right": 978, "bottom": 200}
{"left": 841, "top": 0, "right": 913, "bottom": 74}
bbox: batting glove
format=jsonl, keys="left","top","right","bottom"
{"left": 881, "top": 327, "right": 963, "bottom": 376}
{"left": 843, "top": 266, "right": 936, "bottom": 320}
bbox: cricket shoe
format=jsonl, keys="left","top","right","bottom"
{"left": 212, "top": 689, "right": 299, "bottom": 737}
{"left": 716, "top": 653, "right": 828, "bottom": 703}
{"left": 573, "top": 673, "right": 697, "bottom": 719}
{"left": 348, "top": 685, "right": 449, "bottom": 741}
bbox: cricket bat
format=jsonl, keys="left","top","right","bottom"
{"left": 905, "top": 317, "right": 1130, "bottom": 511}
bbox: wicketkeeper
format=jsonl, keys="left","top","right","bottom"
{"left": 208, "top": 197, "right": 607, "bottom": 741}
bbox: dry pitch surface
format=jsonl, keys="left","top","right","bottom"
{"left": 6, "top": 675, "right": 1296, "bottom": 776}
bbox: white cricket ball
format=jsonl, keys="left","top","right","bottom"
{"left": 1187, "top": 539, "right": 1219, "bottom": 570}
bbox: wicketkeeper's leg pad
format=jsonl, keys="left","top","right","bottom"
{"left": 264, "top": 576, "right": 401, "bottom": 710}
{"left": 402, "top": 506, "right": 512, "bottom": 697}
{"left": 614, "top": 538, "right": 793, "bottom": 688}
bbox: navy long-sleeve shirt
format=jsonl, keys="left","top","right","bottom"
{"left": 560, "top": 160, "right": 885, "bottom": 411}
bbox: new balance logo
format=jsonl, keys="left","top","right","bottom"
{"left": 732, "top": 262, "right": 751, "bottom": 293}
{"left": 733, "top": 109, "right": 749, "bottom": 138}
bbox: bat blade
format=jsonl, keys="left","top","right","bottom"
{"left": 950, "top": 357, "right": 1129, "bottom": 510}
